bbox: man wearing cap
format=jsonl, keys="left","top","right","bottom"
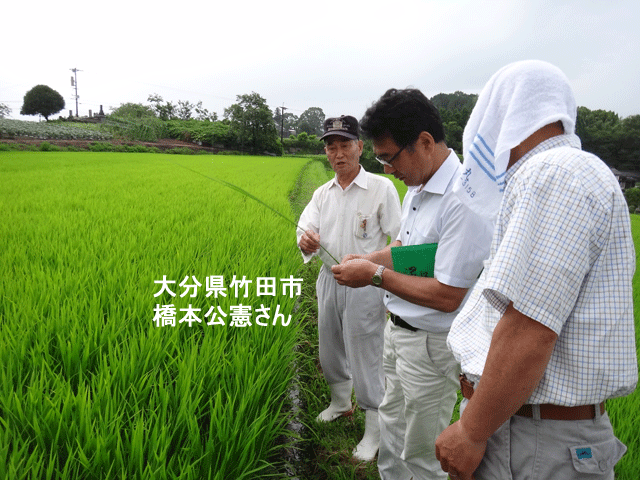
{"left": 331, "top": 90, "right": 493, "bottom": 480}
{"left": 296, "top": 115, "right": 401, "bottom": 461}
{"left": 435, "top": 60, "right": 637, "bottom": 480}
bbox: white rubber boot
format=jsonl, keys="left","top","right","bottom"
{"left": 316, "top": 380, "right": 353, "bottom": 422}
{"left": 352, "top": 409, "right": 380, "bottom": 462}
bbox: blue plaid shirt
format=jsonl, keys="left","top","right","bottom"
{"left": 448, "top": 134, "right": 638, "bottom": 405}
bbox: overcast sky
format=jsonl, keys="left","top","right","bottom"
{"left": 2, "top": 0, "right": 639, "bottom": 122}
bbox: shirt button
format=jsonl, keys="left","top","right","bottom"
{"left": 599, "top": 460, "right": 608, "bottom": 472}
{"left": 413, "top": 207, "right": 416, "bottom": 211}
{"left": 406, "top": 231, "right": 410, "bottom": 235}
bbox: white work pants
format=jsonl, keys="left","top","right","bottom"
{"left": 316, "top": 266, "right": 386, "bottom": 411}
{"left": 378, "top": 321, "right": 459, "bottom": 480}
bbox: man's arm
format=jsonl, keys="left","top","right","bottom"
{"left": 331, "top": 258, "right": 468, "bottom": 313}
{"left": 341, "top": 240, "right": 401, "bottom": 269}
{"left": 379, "top": 267, "right": 468, "bottom": 312}
{"left": 435, "top": 302, "right": 558, "bottom": 479}
{"left": 296, "top": 189, "right": 321, "bottom": 262}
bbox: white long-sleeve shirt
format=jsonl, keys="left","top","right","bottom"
{"left": 297, "top": 166, "right": 401, "bottom": 267}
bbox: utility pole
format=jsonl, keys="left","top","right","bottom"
{"left": 280, "top": 104, "right": 287, "bottom": 146}
{"left": 70, "top": 68, "right": 82, "bottom": 117}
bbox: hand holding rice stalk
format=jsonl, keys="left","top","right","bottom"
{"left": 168, "top": 159, "right": 341, "bottom": 264}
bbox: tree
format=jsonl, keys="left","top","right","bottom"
{"left": 623, "top": 187, "right": 640, "bottom": 213}
{"left": 20, "top": 85, "right": 65, "bottom": 121}
{"left": 107, "top": 102, "right": 165, "bottom": 142}
{"left": 431, "top": 93, "right": 476, "bottom": 155}
{"left": 617, "top": 115, "right": 640, "bottom": 171}
{"left": 0, "top": 102, "right": 11, "bottom": 118}
{"left": 194, "top": 101, "right": 217, "bottom": 122}
{"left": 273, "top": 107, "right": 298, "bottom": 135}
{"left": 177, "top": 100, "right": 195, "bottom": 120}
{"left": 297, "top": 107, "right": 325, "bottom": 136}
{"left": 439, "top": 107, "right": 472, "bottom": 154}
{"left": 110, "top": 102, "right": 156, "bottom": 118}
{"left": 224, "top": 92, "right": 280, "bottom": 154}
{"left": 430, "top": 91, "right": 478, "bottom": 111}
{"left": 360, "top": 139, "right": 384, "bottom": 174}
{"left": 147, "top": 93, "right": 175, "bottom": 120}
{"left": 576, "top": 107, "right": 621, "bottom": 167}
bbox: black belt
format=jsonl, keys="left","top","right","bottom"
{"left": 389, "top": 313, "right": 418, "bottom": 332}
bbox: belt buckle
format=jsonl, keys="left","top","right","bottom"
{"left": 392, "top": 314, "right": 417, "bottom": 332}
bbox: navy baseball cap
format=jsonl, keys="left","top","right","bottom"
{"left": 320, "top": 115, "right": 359, "bottom": 140}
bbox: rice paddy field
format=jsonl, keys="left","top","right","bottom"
{"left": 0, "top": 150, "right": 639, "bottom": 479}
{"left": 0, "top": 151, "right": 313, "bottom": 479}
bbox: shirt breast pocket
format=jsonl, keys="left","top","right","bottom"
{"left": 354, "top": 212, "right": 374, "bottom": 239}
{"left": 414, "top": 221, "right": 437, "bottom": 245}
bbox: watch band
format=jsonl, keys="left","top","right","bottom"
{"left": 372, "top": 265, "right": 385, "bottom": 286}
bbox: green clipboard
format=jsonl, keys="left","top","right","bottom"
{"left": 391, "top": 243, "right": 437, "bottom": 278}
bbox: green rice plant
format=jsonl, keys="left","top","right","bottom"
{"left": 610, "top": 214, "right": 640, "bottom": 480}
{"left": 0, "top": 151, "right": 313, "bottom": 479}
{"left": 165, "top": 158, "right": 339, "bottom": 264}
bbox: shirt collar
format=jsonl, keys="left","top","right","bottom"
{"left": 330, "top": 165, "right": 366, "bottom": 190}
{"left": 412, "top": 149, "right": 460, "bottom": 195}
{"left": 506, "top": 133, "right": 581, "bottom": 184}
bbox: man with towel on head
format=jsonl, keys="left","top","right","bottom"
{"left": 436, "top": 60, "right": 637, "bottom": 480}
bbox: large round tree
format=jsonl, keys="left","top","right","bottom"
{"left": 20, "top": 85, "right": 65, "bottom": 121}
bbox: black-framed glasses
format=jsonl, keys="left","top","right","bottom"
{"left": 375, "top": 144, "right": 406, "bottom": 167}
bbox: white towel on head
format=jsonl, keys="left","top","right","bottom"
{"left": 452, "top": 60, "right": 577, "bottom": 221}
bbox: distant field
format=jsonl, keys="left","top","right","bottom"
{"left": 0, "top": 118, "right": 112, "bottom": 140}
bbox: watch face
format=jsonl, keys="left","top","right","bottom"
{"left": 372, "top": 266, "right": 384, "bottom": 286}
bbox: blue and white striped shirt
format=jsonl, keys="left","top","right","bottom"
{"left": 448, "top": 134, "right": 638, "bottom": 405}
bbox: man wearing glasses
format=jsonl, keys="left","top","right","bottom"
{"left": 331, "top": 89, "right": 493, "bottom": 479}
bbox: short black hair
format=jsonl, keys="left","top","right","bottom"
{"left": 359, "top": 88, "right": 445, "bottom": 146}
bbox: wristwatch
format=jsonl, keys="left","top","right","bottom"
{"left": 372, "top": 265, "right": 385, "bottom": 286}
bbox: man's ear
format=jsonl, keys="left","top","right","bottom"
{"left": 418, "top": 130, "right": 436, "bottom": 155}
